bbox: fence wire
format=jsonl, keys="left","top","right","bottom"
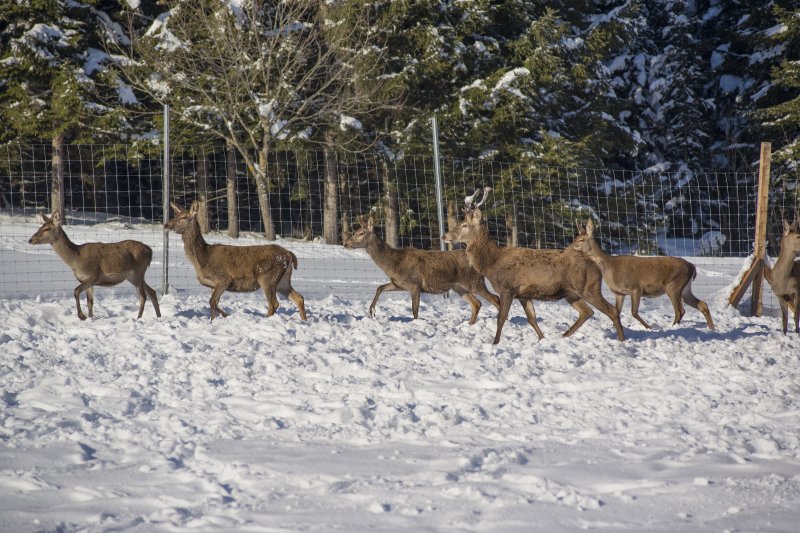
{"left": 1, "top": 144, "right": 797, "bottom": 314}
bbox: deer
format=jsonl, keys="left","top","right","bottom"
{"left": 28, "top": 211, "right": 161, "bottom": 320}
{"left": 443, "top": 188, "right": 625, "bottom": 344}
{"left": 770, "top": 217, "right": 800, "bottom": 334}
{"left": 164, "top": 201, "right": 306, "bottom": 321}
{"left": 568, "top": 219, "right": 715, "bottom": 330}
{"left": 343, "top": 215, "right": 500, "bottom": 323}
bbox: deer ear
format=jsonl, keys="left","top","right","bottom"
{"left": 170, "top": 202, "right": 183, "bottom": 214}
{"left": 473, "top": 209, "right": 483, "bottom": 223}
{"left": 51, "top": 211, "right": 62, "bottom": 226}
{"left": 40, "top": 212, "right": 51, "bottom": 223}
{"left": 784, "top": 219, "right": 793, "bottom": 235}
{"left": 367, "top": 216, "right": 374, "bottom": 230}
{"left": 586, "top": 219, "right": 594, "bottom": 236}
{"left": 189, "top": 201, "right": 200, "bottom": 216}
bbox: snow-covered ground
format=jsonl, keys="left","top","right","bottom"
{"left": 2, "top": 216, "right": 800, "bottom": 532}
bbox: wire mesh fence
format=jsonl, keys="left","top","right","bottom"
{"left": 1, "top": 143, "right": 797, "bottom": 314}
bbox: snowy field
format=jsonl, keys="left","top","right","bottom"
{"left": 2, "top": 216, "right": 800, "bottom": 532}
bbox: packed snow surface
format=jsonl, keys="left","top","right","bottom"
{"left": 2, "top": 219, "right": 800, "bottom": 532}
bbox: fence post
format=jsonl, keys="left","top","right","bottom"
{"left": 750, "top": 142, "right": 772, "bottom": 316}
{"left": 728, "top": 141, "right": 771, "bottom": 314}
{"left": 431, "top": 114, "right": 446, "bottom": 251}
{"left": 161, "top": 104, "right": 170, "bottom": 295}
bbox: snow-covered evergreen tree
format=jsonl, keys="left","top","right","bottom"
{"left": 0, "top": 0, "right": 154, "bottom": 216}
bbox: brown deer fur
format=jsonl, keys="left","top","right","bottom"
{"left": 164, "top": 202, "right": 306, "bottom": 321}
{"left": 770, "top": 218, "right": 800, "bottom": 334}
{"left": 568, "top": 219, "right": 714, "bottom": 330}
{"left": 344, "top": 215, "right": 500, "bottom": 323}
{"left": 28, "top": 211, "right": 161, "bottom": 320}
{"left": 443, "top": 195, "right": 625, "bottom": 344}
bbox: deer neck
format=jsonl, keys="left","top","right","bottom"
{"left": 364, "top": 233, "right": 402, "bottom": 271}
{"left": 181, "top": 219, "right": 210, "bottom": 267}
{"left": 465, "top": 229, "right": 500, "bottom": 273}
{"left": 586, "top": 238, "right": 612, "bottom": 267}
{"left": 773, "top": 242, "right": 799, "bottom": 278}
{"left": 49, "top": 226, "right": 81, "bottom": 264}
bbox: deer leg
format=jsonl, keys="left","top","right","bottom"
{"left": 73, "top": 282, "right": 92, "bottom": 320}
{"left": 666, "top": 283, "right": 685, "bottom": 325}
{"left": 779, "top": 298, "right": 789, "bottom": 335}
{"left": 629, "top": 291, "right": 652, "bottom": 329}
{"left": 259, "top": 277, "right": 280, "bottom": 318}
{"left": 493, "top": 292, "right": 514, "bottom": 344}
{"left": 144, "top": 283, "right": 162, "bottom": 318}
{"left": 369, "top": 282, "right": 401, "bottom": 318}
{"left": 793, "top": 295, "right": 800, "bottom": 334}
{"left": 410, "top": 288, "right": 421, "bottom": 319}
{"left": 563, "top": 295, "right": 593, "bottom": 337}
{"left": 615, "top": 293, "right": 625, "bottom": 314}
{"left": 471, "top": 284, "right": 501, "bottom": 311}
{"left": 209, "top": 283, "right": 229, "bottom": 321}
{"left": 519, "top": 299, "right": 544, "bottom": 340}
{"left": 135, "top": 282, "right": 147, "bottom": 319}
{"left": 86, "top": 286, "right": 94, "bottom": 318}
{"left": 277, "top": 266, "right": 306, "bottom": 320}
{"left": 581, "top": 292, "right": 625, "bottom": 341}
{"left": 453, "top": 286, "right": 481, "bottom": 325}
{"left": 278, "top": 287, "right": 306, "bottom": 320}
{"left": 681, "top": 284, "right": 714, "bottom": 330}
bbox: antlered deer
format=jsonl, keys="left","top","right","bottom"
{"left": 443, "top": 188, "right": 625, "bottom": 344}
{"left": 568, "top": 219, "right": 714, "bottom": 330}
{"left": 28, "top": 211, "right": 161, "bottom": 320}
{"left": 164, "top": 202, "right": 306, "bottom": 321}
{"left": 344, "top": 215, "right": 500, "bottom": 323}
{"left": 770, "top": 217, "right": 800, "bottom": 334}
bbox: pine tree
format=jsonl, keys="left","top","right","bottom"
{"left": 757, "top": 3, "right": 800, "bottom": 193}
{"left": 0, "top": 0, "right": 154, "bottom": 216}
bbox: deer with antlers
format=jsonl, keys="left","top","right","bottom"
{"left": 443, "top": 188, "right": 625, "bottom": 344}
{"left": 770, "top": 216, "right": 800, "bottom": 334}
{"left": 344, "top": 215, "right": 500, "bottom": 323}
{"left": 28, "top": 211, "right": 161, "bottom": 320}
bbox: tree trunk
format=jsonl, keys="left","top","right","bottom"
{"left": 255, "top": 149, "right": 276, "bottom": 240}
{"left": 197, "top": 152, "right": 210, "bottom": 233}
{"left": 505, "top": 204, "right": 518, "bottom": 247}
{"left": 446, "top": 198, "right": 458, "bottom": 250}
{"left": 382, "top": 160, "right": 399, "bottom": 247}
{"left": 51, "top": 133, "right": 65, "bottom": 220}
{"left": 226, "top": 143, "right": 239, "bottom": 238}
{"left": 323, "top": 134, "right": 339, "bottom": 245}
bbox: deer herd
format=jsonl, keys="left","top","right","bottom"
{"left": 28, "top": 190, "right": 800, "bottom": 341}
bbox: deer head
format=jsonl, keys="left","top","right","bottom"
{"left": 344, "top": 215, "right": 375, "bottom": 249}
{"left": 443, "top": 187, "right": 491, "bottom": 245}
{"left": 780, "top": 215, "right": 800, "bottom": 257}
{"left": 29, "top": 211, "right": 64, "bottom": 245}
{"left": 164, "top": 201, "right": 199, "bottom": 234}
{"left": 568, "top": 219, "right": 596, "bottom": 254}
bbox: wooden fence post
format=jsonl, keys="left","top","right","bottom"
{"left": 728, "top": 142, "right": 771, "bottom": 314}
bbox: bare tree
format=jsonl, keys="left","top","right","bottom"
{"left": 115, "top": 0, "right": 387, "bottom": 239}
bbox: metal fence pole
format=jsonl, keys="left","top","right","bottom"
{"left": 431, "top": 114, "right": 446, "bottom": 251}
{"left": 162, "top": 104, "right": 170, "bottom": 295}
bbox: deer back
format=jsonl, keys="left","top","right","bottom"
{"left": 205, "top": 243, "right": 294, "bottom": 281}
{"left": 75, "top": 240, "right": 154, "bottom": 281}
